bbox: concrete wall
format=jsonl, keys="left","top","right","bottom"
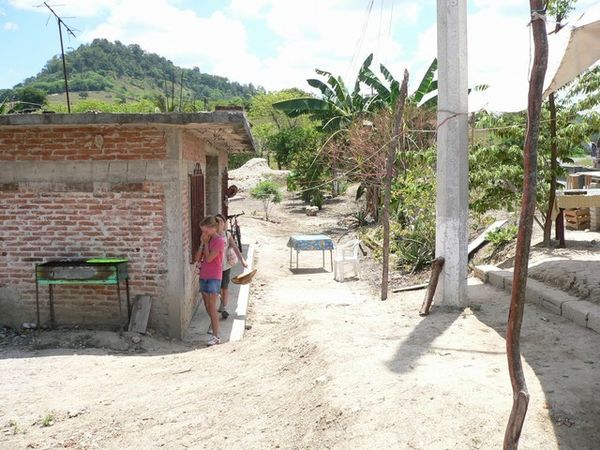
{"left": 180, "top": 131, "right": 206, "bottom": 334}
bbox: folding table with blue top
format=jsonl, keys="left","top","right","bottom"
{"left": 287, "top": 235, "right": 334, "bottom": 271}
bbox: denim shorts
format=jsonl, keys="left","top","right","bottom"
{"left": 200, "top": 279, "right": 221, "bottom": 294}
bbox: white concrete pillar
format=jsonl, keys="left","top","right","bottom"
{"left": 435, "top": 0, "right": 469, "bottom": 307}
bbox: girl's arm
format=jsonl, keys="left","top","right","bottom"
{"left": 229, "top": 234, "right": 248, "bottom": 267}
{"left": 229, "top": 235, "right": 248, "bottom": 267}
{"left": 203, "top": 238, "right": 224, "bottom": 263}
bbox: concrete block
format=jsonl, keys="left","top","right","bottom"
{"left": 541, "top": 298, "right": 563, "bottom": 316}
{"left": 58, "top": 162, "right": 93, "bottom": 183}
{"left": 473, "top": 265, "right": 498, "bottom": 283}
{"left": 107, "top": 161, "right": 128, "bottom": 182}
{"left": 524, "top": 279, "right": 546, "bottom": 305}
{"left": 503, "top": 273, "right": 514, "bottom": 290}
{"left": 0, "top": 162, "right": 15, "bottom": 183}
{"left": 146, "top": 160, "right": 178, "bottom": 181}
{"left": 488, "top": 270, "right": 512, "bottom": 290}
{"left": 126, "top": 161, "right": 147, "bottom": 182}
{"left": 91, "top": 161, "right": 110, "bottom": 181}
{"left": 562, "top": 301, "right": 596, "bottom": 328}
{"left": 538, "top": 286, "right": 574, "bottom": 316}
{"left": 587, "top": 304, "right": 600, "bottom": 334}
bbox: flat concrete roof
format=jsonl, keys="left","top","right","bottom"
{"left": 0, "top": 111, "right": 256, "bottom": 154}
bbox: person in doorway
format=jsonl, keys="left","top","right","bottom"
{"left": 215, "top": 214, "right": 248, "bottom": 319}
{"left": 195, "top": 216, "right": 225, "bottom": 346}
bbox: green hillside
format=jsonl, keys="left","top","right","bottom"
{"left": 7, "top": 39, "right": 262, "bottom": 109}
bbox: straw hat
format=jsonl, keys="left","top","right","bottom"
{"left": 232, "top": 268, "right": 257, "bottom": 285}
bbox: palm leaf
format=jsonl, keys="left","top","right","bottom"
{"left": 379, "top": 63, "right": 395, "bottom": 83}
{"left": 412, "top": 58, "right": 438, "bottom": 104}
{"left": 307, "top": 78, "right": 339, "bottom": 105}
{"left": 272, "top": 97, "right": 330, "bottom": 117}
{"left": 315, "top": 69, "right": 351, "bottom": 109}
{"left": 352, "top": 54, "right": 374, "bottom": 98}
{"left": 358, "top": 67, "right": 391, "bottom": 103}
{"left": 419, "top": 95, "right": 438, "bottom": 110}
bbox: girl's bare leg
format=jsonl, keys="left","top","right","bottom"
{"left": 206, "top": 293, "right": 219, "bottom": 338}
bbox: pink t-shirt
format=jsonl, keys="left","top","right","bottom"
{"left": 199, "top": 235, "right": 225, "bottom": 280}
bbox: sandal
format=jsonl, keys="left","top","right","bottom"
{"left": 207, "top": 335, "right": 221, "bottom": 346}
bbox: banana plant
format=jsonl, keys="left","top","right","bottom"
{"left": 272, "top": 55, "right": 383, "bottom": 132}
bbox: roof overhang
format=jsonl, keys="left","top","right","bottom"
{"left": 0, "top": 111, "right": 256, "bottom": 154}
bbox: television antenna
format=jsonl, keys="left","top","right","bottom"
{"left": 38, "top": 2, "right": 78, "bottom": 113}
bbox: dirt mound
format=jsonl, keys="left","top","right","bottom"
{"left": 229, "top": 158, "right": 290, "bottom": 191}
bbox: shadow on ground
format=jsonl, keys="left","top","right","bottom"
{"left": 387, "top": 282, "right": 600, "bottom": 448}
{"left": 480, "top": 283, "right": 598, "bottom": 448}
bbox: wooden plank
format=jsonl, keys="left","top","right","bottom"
{"left": 128, "top": 295, "right": 152, "bottom": 334}
{"left": 392, "top": 283, "right": 428, "bottom": 293}
{"left": 468, "top": 219, "right": 508, "bottom": 258}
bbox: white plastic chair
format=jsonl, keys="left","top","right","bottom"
{"left": 334, "top": 239, "right": 361, "bottom": 282}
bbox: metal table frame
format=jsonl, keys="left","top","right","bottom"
{"left": 35, "top": 259, "right": 131, "bottom": 329}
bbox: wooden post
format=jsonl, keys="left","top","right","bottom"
{"left": 419, "top": 257, "right": 445, "bottom": 316}
{"left": 381, "top": 70, "right": 409, "bottom": 301}
{"left": 543, "top": 93, "right": 558, "bottom": 245}
{"left": 504, "top": 2, "right": 548, "bottom": 449}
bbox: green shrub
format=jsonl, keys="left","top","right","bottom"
{"left": 250, "top": 179, "right": 283, "bottom": 221}
{"left": 487, "top": 225, "right": 518, "bottom": 248}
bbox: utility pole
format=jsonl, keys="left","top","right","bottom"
{"left": 41, "top": 2, "right": 77, "bottom": 113}
{"left": 435, "top": 0, "right": 469, "bottom": 307}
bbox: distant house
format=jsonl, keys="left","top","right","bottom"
{"left": 0, "top": 112, "right": 255, "bottom": 338}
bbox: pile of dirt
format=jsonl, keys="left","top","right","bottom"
{"left": 229, "top": 158, "right": 290, "bottom": 191}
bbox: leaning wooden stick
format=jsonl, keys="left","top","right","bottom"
{"left": 504, "top": 2, "right": 548, "bottom": 449}
{"left": 418, "top": 257, "right": 445, "bottom": 316}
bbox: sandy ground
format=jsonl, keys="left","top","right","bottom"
{"left": 2, "top": 190, "right": 600, "bottom": 449}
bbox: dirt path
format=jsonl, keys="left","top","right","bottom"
{"left": 2, "top": 192, "right": 600, "bottom": 449}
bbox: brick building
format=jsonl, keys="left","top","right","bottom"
{"left": 0, "top": 112, "right": 254, "bottom": 338}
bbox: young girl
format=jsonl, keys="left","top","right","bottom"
{"left": 195, "top": 216, "right": 225, "bottom": 346}
{"left": 215, "top": 214, "right": 248, "bottom": 319}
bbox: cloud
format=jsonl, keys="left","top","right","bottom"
{"left": 73, "top": 0, "right": 419, "bottom": 92}
{"left": 3, "top": 21, "right": 19, "bottom": 31}
{"left": 10, "top": 0, "right": 597, "bottom": 111}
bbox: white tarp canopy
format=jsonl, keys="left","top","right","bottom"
{"left": 544, "top": 4, "right": 600, "bottom": 97}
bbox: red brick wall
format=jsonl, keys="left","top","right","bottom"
{"left": 0, "top": 182, "right": 168, "bottom": 329}
{"left": 0, "top": 126, "right": 167, "bottom": 160}
{"left": 182, "top": 131, "right": 205, "bottom": 161}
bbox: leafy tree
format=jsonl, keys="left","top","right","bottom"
{"left": 14, "top": 39, "right": 263, "bottom": 105}
{"left": 12, "top": 87, "right": 47, "bottom": 112}
{"left": 266, "top": 126, "right": 321, "bottom": 169}
{"left": 470, "top": 102, "right": 600, "bottom": 227}
{"left": 247, "top": 89, "right": 312, "bottom": 162}
{"left": 250, "top": 179, "right": 283, "bottom": 221}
